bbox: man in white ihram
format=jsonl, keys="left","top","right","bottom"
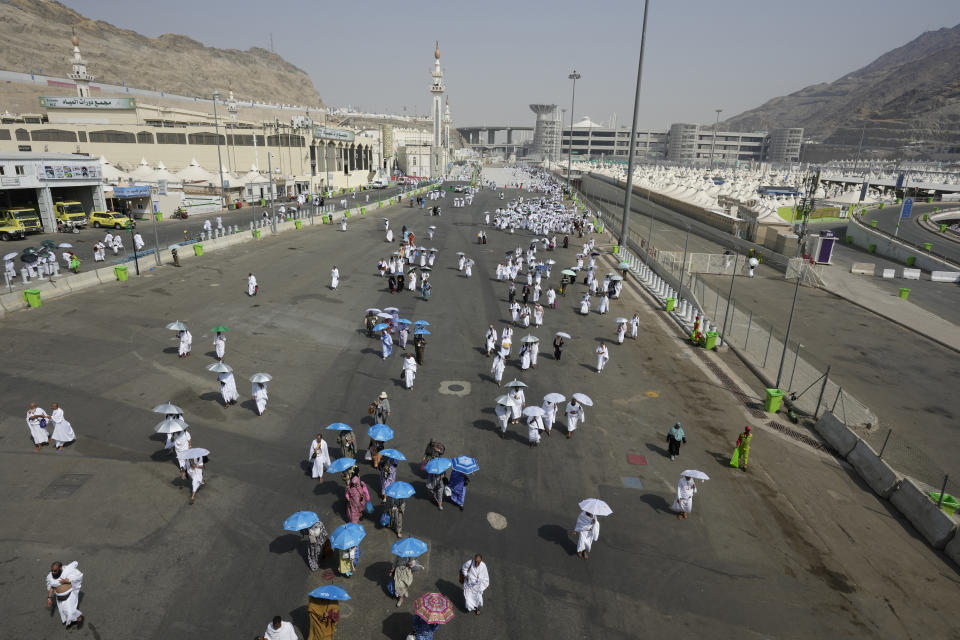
{"left": 247, "top": 272, "right": 258, "bottom": 296}
{"left": 259, "top": 615, "right": 298, "bottom": 640}
{"left": 460, "top": 554, "right": 490, "bottom": 615}
{"left": 49, "top": 403, "right": 76, "bottom": 450}
{"left": 308, "top": 433, "right": 331, "bottom": 480}
{"left": 45, "top": 560, "right": 84, "bottom": 629}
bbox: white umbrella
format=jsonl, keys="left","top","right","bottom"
{"left": 154, "top": 418, "right": 186, "bottom": 434}
{"left": 365, "top": 308, "right": 382, "bottom": 314}
{"left": 572, "top": 393, "right": 593, "bottom": 406}
{"left": 206, "top": 362, "right": 233, "bottom": 373}
{"left": 578, "top": 498, "right": 613, "bottom": 516}
{"left": 249, "top": 372, "right": 272, "bottom": 383}
{"left": 681, "top": 470, "right": 710, "bottom": 481}
{"left": 376, "top": 312, "right": 393, "bottom": 319}
{"left": 166, "top": 321, "right": 188, "bottom": 331}
{"left": 520, "top": 335, "right": 540, "bottom": 343}
{"left": 544, "top": 392, "right": 566, "bottom": 403}
{"left": 615, "top": 317, "right": 628, "bottom": 324}
{"left": 495, "top": 394, "right": 520, "bottom": 407}
{"left": 504, "top": 380, "right": 527, "bottom": 388}
{"left": 152, "top": 402, "right": 183, "bottom": 414}
{"left": 555, "top": 332, "right": 572, "bottom": 339}
{"left": 57, "top": 243, "right": 73, "bottom": 248}
{"left": 456, "top": 251, "right": 465, "bottom": 256}
{"left": 3, "top": 252, "right": 18, "bottom": 260}
{"left": 546, "top": 259, "right": 556, "bottom": 265}
{"left": 384, "top": 307, "right": 400, "bottom": 313}
{"left": 182, "top": 448, "right": 210, "bottom": 458}
{"left": 522, "top": 406, "right": 545, "bottom": 417}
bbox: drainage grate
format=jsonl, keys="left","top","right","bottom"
{"left": 39, "top": 473, "right": 90, "bottom": 499}
{"left": 767, "top": 421, "right": 828, "bottom": 452}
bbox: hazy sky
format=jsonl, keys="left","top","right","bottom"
{"left": 62, "top": 0, "right": 960, "bottom": 129}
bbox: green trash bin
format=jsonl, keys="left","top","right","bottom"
{"left": 114, "top": 265, "right": 128, "bottom": 282}
{"left": 898, "top": 288, "right": 910, "bottom": 300}
{"left": 923, "top": 213, "right": 929, "bottom": 221}
{"left": 704, "top": 331, "right": 718, "bottom": 350}
{"left": 154, "top": 212, "right": 163, "bottom": 221}
{"left": 929, "top": 492, "right": 960, "bottom": 516}
{"left": 764, "top": 388, "right": 784, "bottom": 413}
{"left": 252, "top": 229, "right": 262, "bottom": 239}
{"left": 361, "top": 207, "right": 366, "bottom": 215}
{"left": 665, "top": 297, "right": 676, "bottom": 312}
{"left": 923, "top": 242, "right": 932, "bottom": 251}
{"left": 612, "top": 245, "right": 620, "bottom": 255}
{"left": 193, "top": 244, "right": 204, "bottom": 257}
{"left": 870, "top": 220, "right": 878, "bottom": 227}
{"left": 906, "top": 256, "right": 916, "bottom": 267}
{"left": 322, "top": 215, "right": 330, "bottom": 224}
{"left": 344, "top": 211, "right": 351, "bottom": 219}
{"left": 939, "top": 224, "right": 947, "bottom": 232}
{"left": 23, "top": 288, "right": 42, "bottom": 308}
{"left": 868, "top": 244, "right": 876, "bottom": 253}
{"left": 295, "top": 220, "right": 302, "bottom": 230}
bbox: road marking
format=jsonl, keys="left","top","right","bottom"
{"left": 621, "top": 477, "right": 644, "bottom": 489}
{"left": 486, "top": 511, "right": 507, "bottom": 530}
{"left": 645, "top": 391, "right": 659, "bottom": 398}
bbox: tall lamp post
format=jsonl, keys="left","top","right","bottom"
{"left": 212, "top": 91, "right": 226, "bottom": 210}
{"left": 619, "top": 0, "right": 651, "bottom": 254}
{"left": 566, "top": 70, "right": 581, "bottom": 190}
{"left": 708, "top": 108, "right": 722, "bottom": 169}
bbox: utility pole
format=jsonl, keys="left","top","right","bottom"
{"left": 566, "top": 70, "right": 581, "bottom": 190}
{"left": 212, "top": 91, "right": 226, "bottom": 210}
{"left": 709, "top": 108, "right": 722, "bottom": 169}
{"left": 619, "top": 0, "right": 651, "bottom": 255}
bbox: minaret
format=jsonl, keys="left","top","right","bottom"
{"left": 227, "top": 84, "right": 239, "bottom": 121}
{"left": 444, "top": 96, "right": 451, "bottom": 153}
{"left": 429, "top": 41, "right": 446, "bottom": 178}
{"left": 68, "top": 29, "right": 95, "bottom": 98}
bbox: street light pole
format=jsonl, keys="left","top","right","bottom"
{"left": 212, "top": 91, "right": 226, "bottom": 210}
{"left": 566, "top": 70, "right": 581, "bottom": 190}
{"left": 619, "top": 0, "right": 651, "bottom": 255}
{"left": 709, "top": 108, "right": 722, "bottom": 169}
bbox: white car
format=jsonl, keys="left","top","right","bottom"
{"left": 370, "top": 180, "right": 388, "bottom": 189}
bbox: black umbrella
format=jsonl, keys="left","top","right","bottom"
{"left": 21, "top": 253, "right": 38, "bottom": 263}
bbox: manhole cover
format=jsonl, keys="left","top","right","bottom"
{"left": 486, "top": 512, "right": 507, "bottom": 530}
{"left": 439, "top": 380, "right": 471, "bottom": 397}
{"left": 448, "top": 384, "right": 464, "bottom": 392}
{"left": 39, "top": 473, "right": 90, "bottom": 500}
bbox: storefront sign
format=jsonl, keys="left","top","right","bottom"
{"left": 40, "top": 162, "right": 101, "bottom": 180}
{"left": 1, "top": 176, "right": 20, "bottom": 186}
{"left": 39, "top": 96, "right": 137, "bottom": 109}
{"left": 113, "top": 185, "right": 151, "bottom": 198}
{"left": 314, "top": 126, "right": 355, "bottom": 142}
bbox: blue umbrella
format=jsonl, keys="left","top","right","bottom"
{"left": 425, "top": 457, "right": 452, "bottom": 474}
{"left": 451, "top": 455, "right": 479, "bottom": 475}
{"left": 308, "top": 585, "right": 351, "bottom": 601}
{"left": 414, "top": 329, "right": 431, "bottom": 336}
{"left": 330, "top": 522, "right": 366, "bottom": 549}
{"left": 373, "top": 323, "right": 390, "bottom": 332}
{"left": 413, "top": 320, "right": 430, "bottom": 327}
{"left": 381, "top": 448, "right": 407, "bottom": 461}
{"left": 283, "top": 510, "right": 319, "bottom": 532}
{"left": 327, "top": 457, "right": 356, "bottom": 473}
{"left": 385, "top": 481, "right": 415, "bottom": 499}
{"left": 325, "top": 422, "right": 352, "bottom": 431}
{"left": 391, "top": 537, "right": 429, "bottom": 558}
{"left": 398, "top": 319, "right": 412, "bottom": 325}
{"left": 368, "top": 424, "right": 394, "bottom": 441}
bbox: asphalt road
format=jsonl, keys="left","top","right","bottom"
{"left": 867, "top": 201, "right": 960, "bottom": 264}
{"left": 3, "top": 178, "right": 959, "bottom": 639}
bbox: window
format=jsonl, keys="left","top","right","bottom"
{"left": 15, "top": 165, "right": 25, "bottom": 175}
{"left": 157, "top": 132, "right": 187, "bottom": 144}
{"left": 15, "top": 128, "right": 30, "bottom": 141}
{"left": 0, "top": 166, "right": 4, "bottom": 175}
{"left": 89, "top": 130, "right": 136, "bottom": 143}
{"left": 137, "top": 131, "right": 155, "bottom": 144}
{"left": 31, "top": 129, "right": 78, "bottom": 143}
{"left": 187, "top": 132, "right": 225, "bottom": 145}
{"left": 77, "top": 131, "right": 87, "bottom": 142}
{"left": 0, "top": 129, "right": 11, "bottom": 140}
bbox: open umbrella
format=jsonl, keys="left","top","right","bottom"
{"left": 325, "top": 422, "right": 352, "bottom": 431}
{"left": 365, "top": 308, "right": 382, "bottom": 315}
{"left": 561, "top": 269, "right": 577, "bottom": 276}
{"left": 392, "top": 537, "right": 429, "bottom": 558}
{"left": 555, "top": 331, "right": 572, "bottom": 340}
{"left": 3, "top": 252, "right": 18, "bottom": 260}
{"left": 520, "top": 335, "right": 539, "bottom": 343}
{"left": 504, "top": 380, "right": 527, "bottom": 388}
{"left": 398, "top": 319, "right": 412, "bottom": 326}
{"left": 283, "top": 510, "right": 319, "bottom": 532}
{"left": 546, "top": 259, "right": 557, "bottom": 265}
{"left": 384, "top": 307, "right": 400, "bottom": 313}
{"left": 424, "top": 457, "right": 452, "bottom": 474}
{"left": 429, "top": 247, "right": 438, "bottom": 252}
{"left": 206, "top": 362, "right": 233, "bottom": 373}
{"left": 414, "top": 329, "right": 431, "bottom": 336}
{"left": 413, "top": 320, "right": 430, "bottom": 327}
{"left": 368, "top": 424, "right": 394, "bottom": 441}
{"left": 615, "top": 317, "right": 628, "bottom": 324}
{"left": 681, "top": 470, "right": 710, "bottom": 481}
{"left": 249, "top": 372, "right": 272, "bottom": 383}
{"left": 308, "top": 585, "right": 351, "bottom": 601}
{"left": 385, "top": 481, "right": 415, "bottom": 499}
{"left": 415, "top": 592, "right": 455, "bottom": 625}
{"left": 57, "top": 243, "right": 73, "bottom": 249}
{"left": 165, "top": 321, "right": 188, "bottom": 331}
{"left": 578, "top": 498, "right": 613, "bottom": 516}
{"left": 21, "top": 247, "right": 38, "bottom": 254}
{"left": 376, "top": 312, "right": 393, "bottom": 319}
{"left": 330, "top": 523, "right": 366, "bottom": 549}
{"left": 572, "top": 393, "right": 593, "bottom": 406}
{"left": 20, "top": 253, "right": 38, "bottom": 263}
{"left": 523, "top": 406, "right": 545, "bottom": 417}
{"left": 420, "top": 266, "right": 432, "bottom": 271}
{"left": 428, "top": 226, "right": 436, "bottom": 230}
{"left": 373, "top": 323, "right": 390, "bottom": 332}
{"left": 455, "top": 251, "right": 465, "bottom": 256}
{"left": 610, "top": 275, "right": 624, "bottom": 281}
{"left": 152, "top": 402, "right": 183, "bottom": 414}
{"left": 380, "top": 448, "right": 406, "bottom": 461}
{"left": 495, "top": 394, "right": 519, "bottom": 407}
{"left": 181, "top": 447, "right": 210, "bottom": 458}
{"left": 452, "top": 455, "right": 479, "bottom": 474}
{"left": 210, "top": 325, "right": 230, "bottom": 333}
{"left": 543, "top": 392, "right": 566, "bottom": 404}
{"left": 327, "top": 457, "right": 356, "bottom": 473}
{"left": 153, "top": 418, "right": 186, "bottom": 434}
{"left": 619, "top": 261, "right": 630, "bottom": 269}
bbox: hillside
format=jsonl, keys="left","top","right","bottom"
{"left": 0, "top": 0, "right": 323, "bottom": 107}
{"left": 723, "top": 24, "right": 960, "bottom": 153}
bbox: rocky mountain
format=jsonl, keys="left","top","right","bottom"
{"left": 0, "top": 0, "right": 323, "bottom": 107}
{"left": 723, "top": 23, "right": 960, "bottom": 155}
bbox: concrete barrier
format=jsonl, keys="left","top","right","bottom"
{"left": 902, "top": 268, "right": 921, "bottom": 280}
{"left": 889, "top": 478, "right": 958, "bottom": 549}
{"left": 33, "top": 280, "right": 72, "bottom": 300}
{"left": 95, "top": 266, "right": 121, "bottom": 284}
{"left": 65, "top": 271, "right": 102, "bottom": 292}
{"left": 0, "top": 290, "right": 24, "bottom": 312}
{"left": 846, "top": 440, "right": 901, "bottom": 498}
{"left": 944, "top": 531, "right": 960, "bottom": 568}
{"left": 931, "top": 270, "right": 960, "bottom": 283}
{"left": 813, "top": 412, "right": 859, "bottom": 457}
{"left": 850, "top": 263, "right": 876, "bottom": 276}
{"left": 881, "top": 268, "right": 895, "bottom": 279}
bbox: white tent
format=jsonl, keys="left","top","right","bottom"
{"left": 99, "top": 156, "right": 130, "bottom": 185}
{"left": 129, "top": 158, "right": 157, "bottom": 182}
{"left": 153, "top": 161, "right": 182, "bottom": 187}
{"left": 177, "top": 158, "right": 215, "bottom": 185}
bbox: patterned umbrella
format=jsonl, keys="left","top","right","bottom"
{"left": 414, "top": 592, "right": 455, "bottom": 624}
{"left": 451, "top": 455, "right": 479, "bottom": 474}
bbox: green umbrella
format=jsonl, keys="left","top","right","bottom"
{"left": 561, "top": 269, "right": 577, "bottom": 276}
{"left": 210, "top": 326, "right": 230, "bottom": 333}
{"left": 22, "top": 247, "right": 38, "bottom": 254}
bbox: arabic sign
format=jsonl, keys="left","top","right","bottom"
{"left": 314, "top": 126, "right": 355, "bottom": 142}
{"left": 40, "top": 163, "right": 101, "bottom": 180}
{"left": 39, "top": 96, "right": 137, "bottom": 110}
{"left": 112, "top": 186, "right": 151, "bottom": 198}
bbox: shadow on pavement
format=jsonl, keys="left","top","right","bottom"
{"left": 198, "top": 391, "right": 223, "bottom": 406}
{"left": 364, "top": 561, "right": 392, "bottom": 594}
{"left": 538, "top": 524, "right": 577, "bottom": 555}
{"left": 162, "top": 346, "right": 179, "bottom": 355}
{"left": 638, "top": 493, "right": 671, "bottom": 514}
{"left": 289, "top": 605, "right": 308, "bottom": 639}
{"left": 269, "top": 533, "right": 303, "bottom": 558}
{"left": 239, "top": 399, "right": 259, "bottom": 415}
{"left": 381, "top": 612, "right": 411, "bottom": 639}
{"left": 645, "top": 442, "right": 669, "bottom": 458}
{"left": 705, "top": 449, "right": 733, "bottom": 468}
{"left": 433, "top": 578, "right": 465, "bottom": 612}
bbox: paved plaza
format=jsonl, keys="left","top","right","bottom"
{"left": 4, "top": 175, "right": 960, "bottom": 639}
